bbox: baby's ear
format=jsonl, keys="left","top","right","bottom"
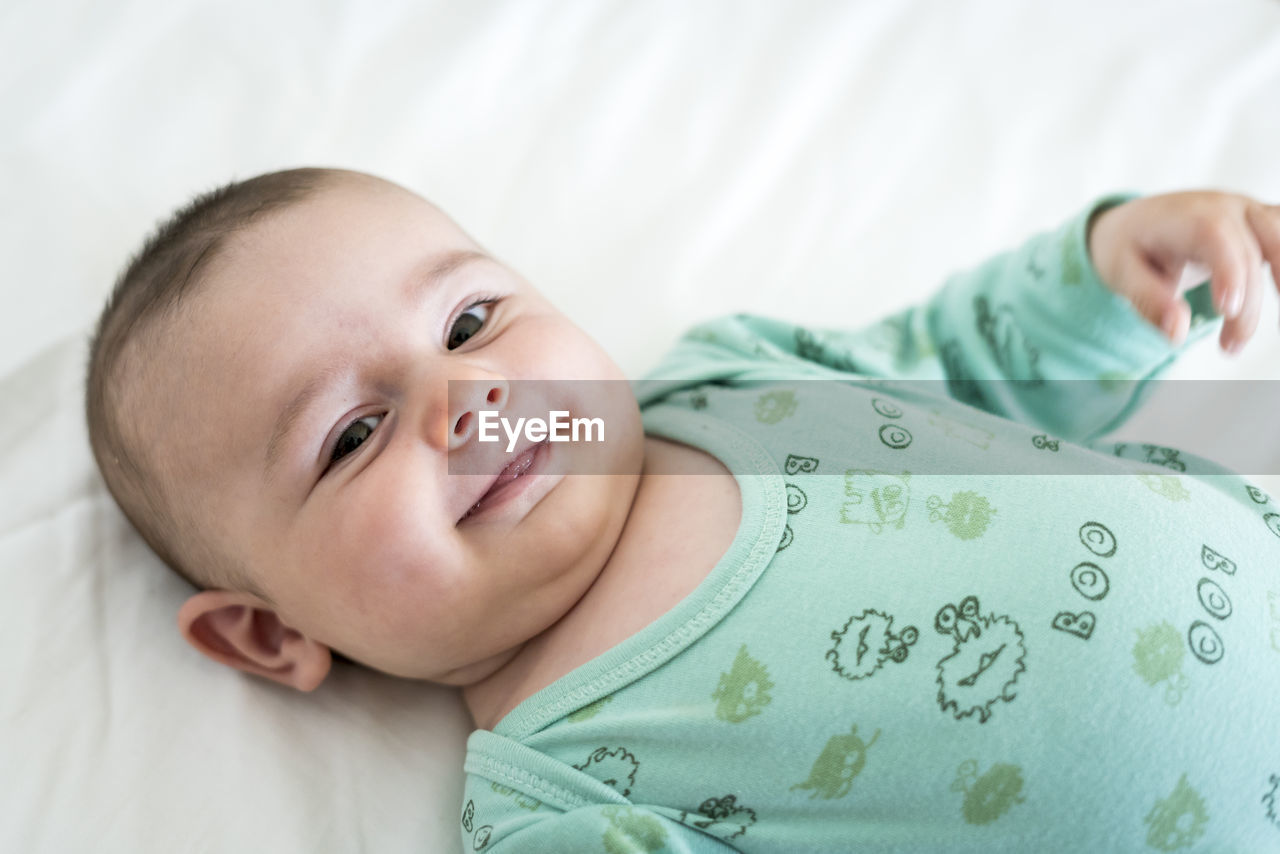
{"left": 177, "top": 591, "right": 332, "bottom": 692}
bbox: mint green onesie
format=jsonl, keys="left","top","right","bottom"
{"left": 460, "top": 199, "right": 1280, "bottom": 853}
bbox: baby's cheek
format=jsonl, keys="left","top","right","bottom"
{"left": 322, "top": 485, "right": 446, "bottom": 613}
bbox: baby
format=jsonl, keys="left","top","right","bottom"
{"left": 87, "top": 168, "right": 1280, "bottom": 852}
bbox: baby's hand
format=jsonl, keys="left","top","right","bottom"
{"left": 1087, "top": 191, "right": 1280, "bottom": 353}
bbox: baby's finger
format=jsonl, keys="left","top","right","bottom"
{"left": 1193, "top": 215, "right": 1249, "bottom": 320}
{"left": 1122, "top": 248, "right": 1181, "bottom": 336}
{"left": 1219, "top": 248, "right": 1263, "bottom": 354}
{"left": 1159, "top": 297, "right": 1191, "bottom": 348}
{"left": 1245, "top": 202, "right": 1280, "bottom": 301}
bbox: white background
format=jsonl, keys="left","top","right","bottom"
{"left": 4, "top": 1, "right": 1280, "bottom": 852}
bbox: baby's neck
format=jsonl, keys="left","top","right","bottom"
{"left": 462, "top": 436, "right": 741, "bottom": 730}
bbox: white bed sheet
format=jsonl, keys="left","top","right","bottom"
{"left": 4, "top": 1, "right": 1280, "bottom": 851}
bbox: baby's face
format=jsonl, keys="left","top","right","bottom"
{"left": 160, "top": 176, "right": 643, "bottom": 683}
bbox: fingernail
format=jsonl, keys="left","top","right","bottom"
{"left": 1229, "top": 288, "right": 1244, "bottom": 317}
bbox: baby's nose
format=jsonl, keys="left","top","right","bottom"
{"left": 448, "top": 380, "right": 508, "bottom": 449}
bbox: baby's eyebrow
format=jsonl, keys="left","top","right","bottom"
{"left": 262, "top": 248, "right": 490, "bottom": 483}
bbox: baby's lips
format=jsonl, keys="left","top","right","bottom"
{"left": 454, "top": 439, "right": 544, "bottom": 522}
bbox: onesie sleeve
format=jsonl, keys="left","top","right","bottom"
{"left": 647, "top": 196, "right": 1222, "bottom": 444}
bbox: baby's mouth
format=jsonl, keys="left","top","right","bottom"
{"left": 459, "top": 439, "right": 549, "bottom": 522}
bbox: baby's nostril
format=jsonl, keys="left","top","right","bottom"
{"left": 487, "top": 387, "right": 500, "bottom": 404}
{"left": 454, "top": 411, "right": 472, "bottom": 436}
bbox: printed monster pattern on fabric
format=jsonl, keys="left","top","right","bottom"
{"left": 574, "top": 747, "right": 641, "bottom": 798}
{"left": 839, "top": 470, "right": 910, "bottom": 533}
{"left": 926, "top": 491, "right": 996, "bottom": 540}
{"left": 794, "top": 327, "right": 858, "bottom": 372}
{"left": 1132, "top": 622, "right": 1189, "bottom": 706}
{"left": 754, "top": 389, "right": 798, "bottom": 424}
{"left": 939, "top": 338, "right": 990, "bottom": 410}
{"left": 951, "top": 760, "right": 1026, "bottom": 826}
{"left": 790, "top": 723, "right": 881, "bottom": 800}
{"left": 602, "top": 806, "right": 668, "bottom": 854}
{"left": 974, "top": 295, "right": 1045, "bottom": 386}
{"left": 1032, "top": 433, "right": 1060, "bottom": 451}
{"left": 1144, "top": 774, "right": 1209, "bottom": 851}
{"left": 1264, "top": 774, "right": 1280, "bottom": 832}
{"left": 712, "top": 645, "right": 774, "bottom": 723}
{"left": 826, "top": 610, "right": 919, "bottom": 681}
{"left": 1137, "top": 473, "right": 1190, "bottom": 502}
{"left": 676, "top": 795, "right": 758, "bottom": 841}
{"left": 934, "top": 596, "right": 1026, "bottom": 723}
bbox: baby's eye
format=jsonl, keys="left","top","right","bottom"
{"left": 329, "top": 414, "right": 382, "bottom": 467}
{"left": 447, "top": 300, "right": 495, "bottom": 350}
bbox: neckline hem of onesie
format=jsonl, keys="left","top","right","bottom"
{"left": 489, "top": 400, "right": 785, "bottom": 739}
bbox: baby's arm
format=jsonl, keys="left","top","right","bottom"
{"left": 1088, "top": 192, "right": 1280, "bottom": 354}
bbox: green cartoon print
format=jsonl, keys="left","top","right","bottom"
{"left": 826, "top": 609, "right": 918, "bottom": 681}
{"left": 795, "top": 328, "right": 857, "bottom": 372}
{"left": 1144, "top": 774, "right": 1208, "bottom": 851}
{"left": 754, "top": 389, "right": 798, "bottom": 424}
{"left": 951, "top": 759, "right": 1026, "bottom": 825}
{"left": 574, "top": 747, "right": 640, "bottom": 798}
{"left": 840, "top": 470, "right": 910, "bottom": 533}
{"left": 927, "top": 491, "right": 996, "bottom": 540}
{"left": 601, "top": 806, "right": 668, "bottom": 854}
{"left": 1263, "top": 774, "right": 1280, "bottom": 831}
{"left": 1137, "top": 473, "right": 1190, "bottom": 502}
{"left": 677, "top": 795, "right": 757, "bottom": 841}
{"left": 1143, "top": 444, "right": 1186, "bottom": 472}
{"left": 974, "top": 295, "right": 1044, "bottom": 385}
{"left": 790, "top": 723, "right": 881, "bottom": 800}
{"left": 940, "top": 340, "right": 990, "bottom": 410}
{"left": 935, "top": 596, "right": 1027, "bottom": 723}
{"left": 1247, "top": 485, "right": 1271, "bottom": 505}
{"left": 712, "top": 645, "right": 774, "bottom": 723}
{"left": 1132, "top": 622, "right": 1189, "bottom": 706}
{"left": 567, "top": 696, "right": 613, "bottom": 722}
{"left": 1031, "top": 433, "right": 1060, "bottom": 451}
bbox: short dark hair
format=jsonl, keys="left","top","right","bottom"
{"left": 85, "top": 167, "right": 344, "bottom": 597}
